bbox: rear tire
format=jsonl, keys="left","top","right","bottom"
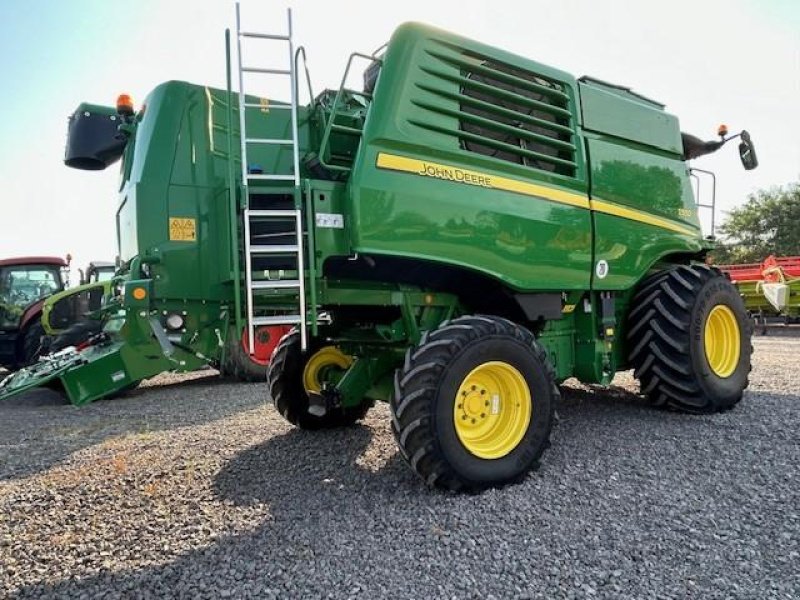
{"left": 391, "top": 315, "right": 556, "bottom": 492}
{"left": 267, "top": 330, "right": 370, "bottom": 429}
{"left": 627, "top": 264, "right": 752, "bottom": 413}
{"left": 20, "top": 321, "right": 46, "bottom": 366}
{"left": 220, "top": 325, "right": 288, "bottom": 382}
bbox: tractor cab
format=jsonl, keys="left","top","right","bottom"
{"left": 0, "top": 256, "right": 68, "bottom": 368}
{"left": 0, "top": 259, "right": 65, "bottom": 328}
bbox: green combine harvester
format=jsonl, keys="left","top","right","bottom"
{"left": 1, "top": 8, "right": 760, "bottom": 490}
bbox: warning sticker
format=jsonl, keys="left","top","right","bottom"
{"left": 169, "top": 217, "right": 196, "bottom": 242}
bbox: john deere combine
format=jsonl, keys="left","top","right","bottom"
{"left": 1, "top": 9, "right": 759, "bottom": 490}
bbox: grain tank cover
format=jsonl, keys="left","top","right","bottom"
{"left": 578, "top": 76, "right": 683, "bottom": 155}
{"left": 64, "top": 103, "right": 127, "bottom": 170}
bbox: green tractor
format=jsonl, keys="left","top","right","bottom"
{"left": 1, "top": 11, "right": 759, "bottom": 491}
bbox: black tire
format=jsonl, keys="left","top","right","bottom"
{"left": 20, "top": 321, "right": 46, "bottom": 366}
{"left": 391, "top": 315, "right": 557, "bottom": 492}
{"left": 267, "top": 330, "right": 371, "bottom": 429}
{"left": 50, "top": 320, "right": 103, "bottom": 353}
{"left": 627, "top": 264, "right": 752, "bottom": 413}
{"left": 220, "top": 326, "right": 269, "bottom": 382}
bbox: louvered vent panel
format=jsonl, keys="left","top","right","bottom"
{"left": 412, "top": 47, "right": 577, "bottom": 177}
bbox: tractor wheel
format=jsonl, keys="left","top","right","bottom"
{"left": 49, "top": 320, "right": 103, "bottom": 353}
{"left": 20, "top": 321, "right": 46, "bottom": 366}
{"left": 221, "top": 325, "right": 291, "bottom": 382}
{"left": 391, "top": 315, "right": 557, "bottom": 492}
{"left": 627, "top": 264, "right": 752, "bottom": 413}
{"left": 267, "top": 330, "right": 371, "bottom": 429}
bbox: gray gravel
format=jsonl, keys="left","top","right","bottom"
{"left": 1, "top": 337, "right": 798, "bottom": 599}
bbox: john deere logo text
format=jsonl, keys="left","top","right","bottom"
{"left": 418, "top": 163, "right": 492, "bottom": 188}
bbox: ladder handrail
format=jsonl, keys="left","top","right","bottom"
{"left": 294, "top": 46, "right": 315, "bottom": 106}
{"left": 234, "top": 3, "right": 255, "bottom": 353}
{"left": 318, "top": 52, "right": 382, "bottom": 172}
{"left": 225, "top": 28, "right": 243, "bottom": 337}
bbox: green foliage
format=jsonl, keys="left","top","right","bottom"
{"left": 713, "top": 183, "right": 800, "bottom": 264}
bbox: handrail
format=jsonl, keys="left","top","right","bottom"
{"left": 690, "top": 167, "right": 717, "bottom": 237}
{"left": 224, "top": 28, "right": 243, "bottom": 335}
{"left": 294, "top": 46, "right": 314, "bottom": 105}
{"left": 318, "top": 52, "right": 382, "bottom": 172}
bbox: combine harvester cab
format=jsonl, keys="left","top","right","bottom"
{"left": 2, "top": 7, "right": 761, "bottom": 491}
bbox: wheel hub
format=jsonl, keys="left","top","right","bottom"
{"left": 704, "top": 304, "right": 741, "bottom": 378}
{"left": 453, "top": 361, "right": 532, "bottom": 459}
{"left": 302, "top": 346, "right": 353, "bottom": 394}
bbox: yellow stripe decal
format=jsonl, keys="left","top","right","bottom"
{"left": 590, "top": 199, "right": 695, "bottom": 236}
{"left": 376, "top": 153, "right": 590, "bottom": 209}
{"left": 375, "top": 152, "right": 696, "bottom": 237}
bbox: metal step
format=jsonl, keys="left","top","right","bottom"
{"left": 331, "top": 123, "right": 363, "bottom": 136}
{"left": 241, "top": 66, "right": 290, "bottom": 75}
{"left": 240, "top": 31, "right": 289, "bottom": 41}
{"left": 251, "top": 279, "right": 301, "bottom": 290}
{"left": 248, "top": 209, "right": 297, "bottom": 218}
{"left": 247, "top": 174, "right": 296, "bottom": 181}
{"left": 245, "top": 138, "right": 294, "bottom": 145}
{"left": 252, "top": 315, "right": 302, "bottom": 326}
{"left": 250, "top": 244, "right": 299, "bottom": 254}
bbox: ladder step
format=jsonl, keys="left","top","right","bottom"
{"left": 240, "top": 31, "right": 289, "bottom": 41}
{"left": 245, "top": 138, "right": 294, "bottom": 145}
{"left": 331, "top": 123, "right": 363, "bottom": 136}
{"left": 251, "top": 244, "right": 299, "bottom": 253}
{"left": 252, "top": 315, "right": 302, "bottom": 326}
{"left": 242, "top": 67, "right": 291, "bottom": 75}
{"left": 243, "top": 102, "right": 292, "bottom": 109}
{"left": 248, "top": 209, "right": 298, "bottom": 218}
{"left": 251, "top": 279, "right": 301, "bottom": 290}
{"left": 247, "top": 174, "right": 296, "bottom": 181}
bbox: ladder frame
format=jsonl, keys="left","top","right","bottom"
{"left": 235, "top": 3, "right": 307, "bottom": 352}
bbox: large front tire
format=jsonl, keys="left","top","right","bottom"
{"left": 267, "top": 330, "right": 370, "bottom": 429}
{"left": 627, "top": 264, "right": 752, "bottom": 413}
{"left": 391, "top": 315, "right": 557, "bottom": 492}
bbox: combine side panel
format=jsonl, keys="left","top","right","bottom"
{"left": 579, "top": 79, "right": 705, "bottom": 290}
{"left": 348, "top": 23, "right": 592, "bottom": 292}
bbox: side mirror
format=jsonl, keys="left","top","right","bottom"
{"left": 738, "top": 130, "right": 758, "bottom": 170}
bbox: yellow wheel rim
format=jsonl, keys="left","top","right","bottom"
{"left": 453, "top": 361, "right": 532, "bottom": 459}
{"left": 302, "top": 346, "right": 353, "bottom": 393}
{"left": 704, "top": 305, "right": 741, "bottom": 378}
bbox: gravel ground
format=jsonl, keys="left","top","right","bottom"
{"left": 1, "top": 338, "right": 798, "bottom": 599}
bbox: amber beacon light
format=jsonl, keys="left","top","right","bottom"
{"left": 116, "top": 94, "right": 135, "bottom": 116}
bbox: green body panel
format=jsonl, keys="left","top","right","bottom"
{"left": 578, "top": 79, "right": 683, "bottom": 155}
{"left": 349, "top": 23, "right": 591, "bottom": 290}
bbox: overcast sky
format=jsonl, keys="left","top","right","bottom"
{"left": 0, "top": 0, "right": 797, "bottom": 273}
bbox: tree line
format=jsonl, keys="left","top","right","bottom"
{"left": 711, "top": 182, "right": 800, "bottom": 265}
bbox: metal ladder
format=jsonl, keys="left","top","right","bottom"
{"left": 235, "top": 3, "right": 307, "bottom": 351}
